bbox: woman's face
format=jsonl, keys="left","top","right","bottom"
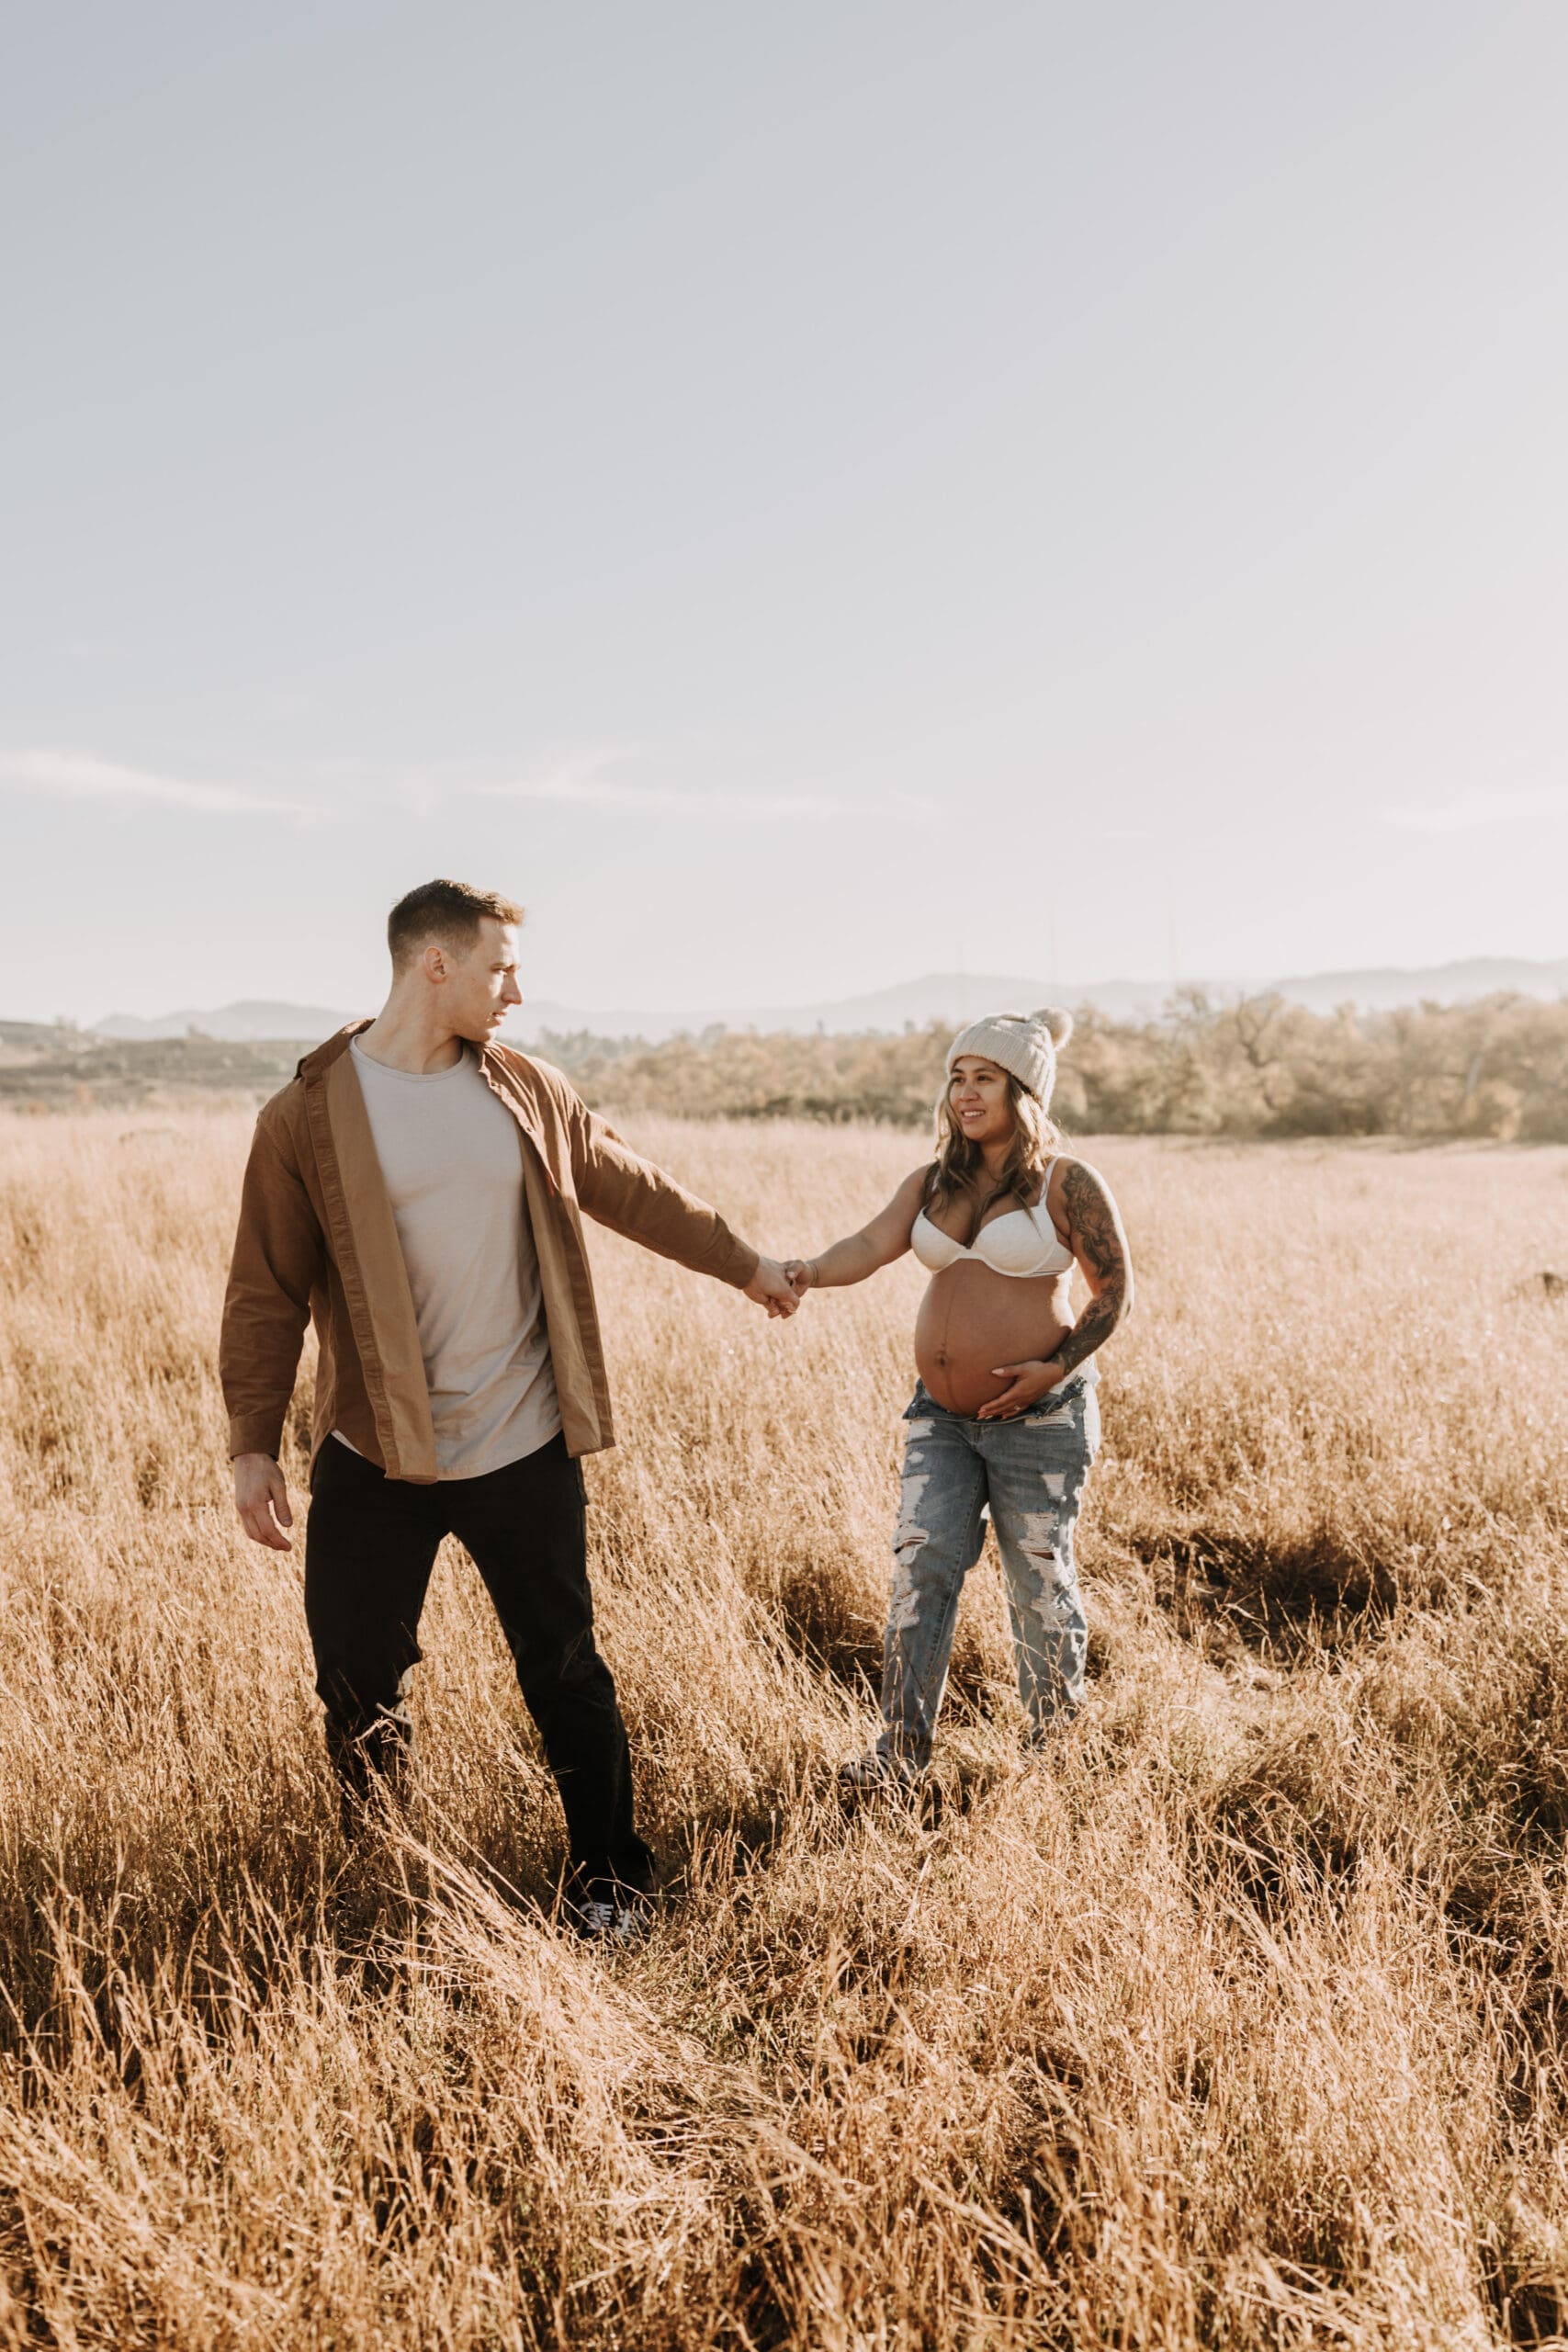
{"left": 948, "top": 1056, "right": 1013, "bottom": 1149}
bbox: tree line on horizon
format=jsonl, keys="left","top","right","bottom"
{"left": 545, "top": 989, "right": 1568, "bottom": 1142}
{"left": 2, "top": 989, "right": 1566, "bottom": 1137}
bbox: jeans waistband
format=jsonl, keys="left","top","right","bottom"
{"left": 909, "top": 1371, "right": 1090, "bottom": 1422}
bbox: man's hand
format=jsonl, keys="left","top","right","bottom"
{"left": 976, "top": 1359, "right": 1066, "bottom": 1420}
{"left": 233, "top": 1452, "right": 295, "bottom": 1550}
{"left": 744, "top": 1256, "right": 801, "bottom": 1318}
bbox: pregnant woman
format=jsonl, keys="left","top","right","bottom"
{"left": 785, "top": 1008, "right": 1134, "bottom": 1786}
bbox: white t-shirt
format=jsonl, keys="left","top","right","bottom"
{"left": 337, "top": 1038, "right": 561, "bottom": 1478}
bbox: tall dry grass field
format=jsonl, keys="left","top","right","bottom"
{"left": 1, "top": 1113, "right": 1567, "bottom": 2348}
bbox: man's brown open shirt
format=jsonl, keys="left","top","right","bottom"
{"left": 220, "top": 1024, "right": 759, "bottom": 1481}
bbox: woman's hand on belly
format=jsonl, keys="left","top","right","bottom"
{"left": 913, "top": 1264, "right": 1072, "bottom": 1416}
{"left": 974, "top": 1358, "right": 1067, "bottom": 1420}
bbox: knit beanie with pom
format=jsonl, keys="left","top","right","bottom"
{"left": 945, "top": 1006, "right": 1075, "bottom": 1106}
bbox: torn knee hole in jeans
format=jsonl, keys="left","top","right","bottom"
{"left": 895, "top": 1464, "right": 931, "bottom": 1527}
{"left": 888, "top": 1536, "right": 930, "bottom": 1633}
{"left": 1019, "top": 1513, "right": 1073, "bottom": 1584}
{"left": 893, "top": 1520, "right": 931, "bottom": 1569}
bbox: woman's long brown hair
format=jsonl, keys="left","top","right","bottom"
{"left": 927, "top": 1070, "right": 1065, "bottom": 1219}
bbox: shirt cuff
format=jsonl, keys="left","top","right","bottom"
{"left": 229, "top": 1414, "right": 286, "bottom": 1461}
{"left": 714, "top": 1234, "right": 760, "bottom": 1287}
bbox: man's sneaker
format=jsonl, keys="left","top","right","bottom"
{"left": 837, "top": 1748, "right": 926, "bottom": 1794}
{"left": 567, "top": 1891, "right": 652, "bottom": 1946}
{"left": 570, "top": 1896, "right": 616, "bottom": 1940}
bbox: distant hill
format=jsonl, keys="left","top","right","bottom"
{"left": 513, "top": 973, "right": 1177, "bottom": 1039}
{"left": 94, "top": 999, "right": 355, "bottom": 1042}
{"left": 512, "top": 955, "right": 1568, "bottom": 1032}
{"left": 1265, "top": 956, "right": 1568, "bottom": 1012}
{"left": 524, "top": 972, "right": 1178, "bottom": 1036}
{"left": 0, "top": 1018, "right": 80, "bottom": 1049}
{"left": 83, "top": 973, "right": 1172, "bottom": 1044}
{"left": 81, "top": 954, "right": 1568, "bottom": 1046}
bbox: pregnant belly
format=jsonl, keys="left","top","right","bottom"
{"left": 914, "top": 1265, "right": 1074, "bottom": 1416}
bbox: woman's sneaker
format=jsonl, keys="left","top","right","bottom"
{"left": 1019, "top": 1701, "right": 1100, "bottom": 1770}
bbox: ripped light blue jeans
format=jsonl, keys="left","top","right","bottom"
{"left": 878, "top": 1375, "right": 1100, "bottom": 1767}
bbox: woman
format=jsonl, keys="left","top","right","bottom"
{"left": 785, "top": 1008, "right": 1134, "bottom": 1785}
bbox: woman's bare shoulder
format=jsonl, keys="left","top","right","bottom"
{"left": 1053, "top": 1152, "right": 1114, "bottom": 1193}
{"left": 1042, "top": 1149, "right": 1111, "bottom": 1227}
{"left": 1049, "top": 1157, "right": 1129, "bottom": 1260}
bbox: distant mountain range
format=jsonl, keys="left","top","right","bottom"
{"left": 94, "top": 998, "right": 355, "bottom": 1043}
{"left": 1267, "top": 955, "right": 1568, "bottom": 1013}
{"left": 80, "top": 956, "right": 1568, "bottom": 1045}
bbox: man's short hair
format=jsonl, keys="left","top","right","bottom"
{"left": 387, "top": 879, "right": 524, "bottom": 969}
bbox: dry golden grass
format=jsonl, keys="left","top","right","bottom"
{"left": 1, "top": 1114, "right": 1567, "bottom": 2348}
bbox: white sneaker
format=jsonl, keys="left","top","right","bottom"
{"left": 1021, "top": 1703, "right": 1096, "bottom": 1765}
{"left": 572, "top": 1897, "right": 616, "bottom": 1939}
{"left": 569, "top": 1893, "right": 650, "bottom": 1945}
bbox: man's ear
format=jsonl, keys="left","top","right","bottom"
{"left": 423, "top": 942, "right": 448, "bottom": 984}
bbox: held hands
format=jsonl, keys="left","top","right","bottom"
{"left": 233, "top": 1452, "right": 295, "bottom": 1550}
{"left": 976, "top": 1359, "right": 1067, "bottom": 1420}
{"left": 783, "top": 1259, "right": 816, "bottom": 1299}
{"left": 744, "top": 1255, "right": 803, "bottom": 1318}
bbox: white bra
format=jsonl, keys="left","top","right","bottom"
{"left": 910, "top": 1160, "right": 1075, "bottom": 1279}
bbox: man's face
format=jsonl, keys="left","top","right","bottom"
{"left": 435, "top": 919, "right": 522, "bottom": 1043}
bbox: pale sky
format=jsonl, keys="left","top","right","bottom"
{"left": 4, "top": 2, "right": 1566, "bottom": 1023}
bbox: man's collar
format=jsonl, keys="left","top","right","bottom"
{"left": 294, "top": 1019, "right": 373, "bottom": 1081}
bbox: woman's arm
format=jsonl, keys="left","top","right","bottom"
{"left": 977, "top": 1159, "right": 1134, "bottom": 1419}
{"left": 787, "top": 1166, "right": 930, "bottom": 1294}
{"left": 1054, "top": 1159, "right": 1134, "bottom": 1374}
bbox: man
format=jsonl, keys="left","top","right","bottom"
{"left": 220, "top": 878, "right": 799, "bottom": 1939}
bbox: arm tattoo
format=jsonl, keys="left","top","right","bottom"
{"left": 1055, "top": 1291, "right": 1121, "bottom": 1374}
{"left": 1055, "top": 1161, "right": 1131, "bottom": 1374}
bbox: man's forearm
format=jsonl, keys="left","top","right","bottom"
{"left": 228, "top": 1409, "right": 293, "bottom": 1461}
{"left": 574, "top": 1109, "right": 757, "bottom": 1284}
{"left": 221, "top": 1125, "right": 320, "bottom": 1458}
{"left": 222, "top": 1329, "right": 309, "bottom": 1460}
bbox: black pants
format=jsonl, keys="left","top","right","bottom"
{"left": 304, "top": 1432, "right": 652, "bottom": 1894}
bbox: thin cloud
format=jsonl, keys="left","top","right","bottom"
{"left": 476, "top": 760, "right": 933, "bottom": 825}
{"left": 0, "top": 747, "right": 312, "bottom": 818}
{"left": 0, "top": 744, "right": 935, "bottom": 828}
{"left": 1382, "top": 785, "right": 1568, "bottom": 833}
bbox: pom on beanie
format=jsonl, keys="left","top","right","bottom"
{"left": 945, "top": 1004, "right": 1073, "bottom": 1104}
